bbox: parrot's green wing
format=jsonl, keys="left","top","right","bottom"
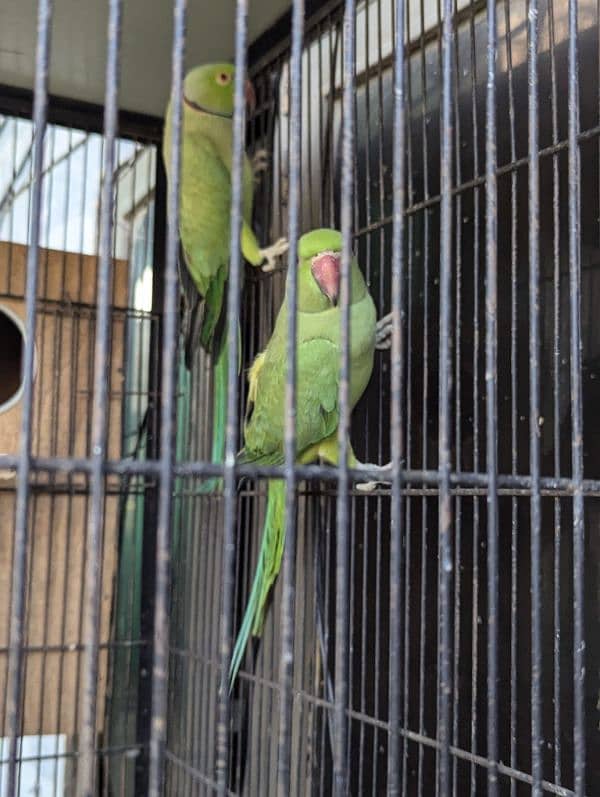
{"left": 241, "top": 336, "right": 341, "bottom": 464}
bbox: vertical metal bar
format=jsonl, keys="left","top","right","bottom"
{"left": 5, "top": 1, "right": 52, "bottom": 792}
{"left": 402, "top": 4, "right": 415, "bottom": 788}
{"left": 306, "top": 43, "right": 314, "bottom": 231}
{"left": 57, "top": 166, "right": 84, "bottom": 789}
{"left": 277, "top": 0, "right": 303, "bottom": 791}
{"left": 451, "top": 6, "right": 462, "bottom": 791}
{"left": 547, "top": 0, "right": 562, "bottom": 785}
{"left": 388, "top": 0, "right": 406, "bottom": 790}
{"left": 372, "top": 1, "right": 388, "bottom": 786}
{"left": 468, "top": 2, "right": 481, "bottom": 791}
{"left": 484, "top": 0, "right": 498, "bottom": 793}
{"left": 77, "top": 0, "right": 122, "bottom": 792}
{"left": 334, "top": 0, "right": 355, "bottom": 792}
{"left": 503, "top": 3, "right": 518, "bottom": 793}
{"left": 527, "top": 0, "right": 542, "bottom": 791}
{"left": 216, "top": 0, "right": 248, "bottom": 789}
{"left": 359, "top": 7, "right": 373, "bottom": 788}
{"left": 262, "top": 60, "right": 284, "bottom": 795}
{"left": 147, "top": 0, "right": 186, "bottom": 793}
{"left": 437, "top": 0, "right": 453, "bottom": 791}
{"left": 136, "top": 155, "right": 166, "bottom": 797}
{"left": 32, "top": 121, "right": 58, "bottom": 795}
{"left": 567, "top": 0, "right": 585, "bottom": 793}
{"left": 417, "top": 0, "right": 431, "bottom": 787}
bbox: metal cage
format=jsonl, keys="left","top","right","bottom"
{"left": 0, "top": 0, "right": 598, "bottom": 794}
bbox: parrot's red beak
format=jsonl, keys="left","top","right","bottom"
{"left": 311, "top": 251, "right": 341, "bottom": 306}
{"left": 245, "top": 79, "right": 256, "bottom": 114}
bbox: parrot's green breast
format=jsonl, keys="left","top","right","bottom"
{"left": 243, "top": 289, "right": 376, "bottom": 462}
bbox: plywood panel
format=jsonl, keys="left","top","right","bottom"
{"left": 0, "top": 489, "right": 119, "bottom": 735}
{"left": 0, "top": 243, "right": 128, "bottom": 477}
{"left": 0, "top": 241, "right": 130, "bottom": 737}
{"left": 0, "top": 242, "right": 129, "bottom": 308}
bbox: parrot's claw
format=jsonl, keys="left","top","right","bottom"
{"left": 251, "top": 148, "right": 270, "bottom": 182}
{"left": 259, "top": 237, "right": 289, "bottom": 272}
{"left": 354, "top": 462, "right": 392, "bottom": 492}
{"left": 375, "top": 312, "right": 393, "bottom": 350}
{"left": 356, "top": 481, "right": 382, "bottom": 493}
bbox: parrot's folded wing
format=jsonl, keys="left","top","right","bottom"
{"left": 241, "top": 337, "right": 341, "bottom": 464}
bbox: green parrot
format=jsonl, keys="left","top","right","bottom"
{"left": 229, "top": 227, "right": 378, "bottom": 688}
{"left": 163, "top": 62, "right": 288, "bottom": 490}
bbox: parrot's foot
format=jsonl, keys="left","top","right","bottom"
{"left": 259, "top": 237, "right": 289, "bottom": 272}
{"left": 375, "top": 312, "right": 393, "bottom": 350}
{"left": 251, "top": 148, "right": 270, "bottom": 182}
{"left": 354, "top": 462, "right": 392, "bottom": 492}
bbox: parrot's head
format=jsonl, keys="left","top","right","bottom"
{"left": 296, "top": 228, "right": 368, "bottom": 313}
{"left": 297, "top": 229, "right": 343, "bottom": 312}
{"left": 182, "top": 63, "right": 256, "bottom": 118}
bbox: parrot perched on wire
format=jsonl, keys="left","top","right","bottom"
{"left": 163, "top": 62, "right": 288, "bottom": 491}
{"left": 229, "top": 227, "right": 378, "bottom": 688}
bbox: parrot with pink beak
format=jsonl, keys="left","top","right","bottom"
{"left": 163, "top": 62, "right": 288, "bottom": 492}
{"left": 229, "top": 227, "right": 378, "bottom": 688}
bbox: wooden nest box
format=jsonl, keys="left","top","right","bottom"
{"left": 0, "top": 240, "right": 129, "bottom": 740}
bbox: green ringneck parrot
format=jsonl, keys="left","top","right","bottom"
{"left": 163, "top": 62, "right": 288, "bottom": 491}
{"left": 229, "top": 227, "right": 377, "bottom": 688}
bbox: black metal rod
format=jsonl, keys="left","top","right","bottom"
{"left": 402, "top": 2, "right": 416, "bottom": 789}
{"left": 216, "top": 0, "right": 249, "bottom": 789}
{"left": 147, "top": 0, "right": 186, "bottom": 793}
{"left": 5, "top": 0, "right": 53, "bottom": 793}
{"left": 547, "top": 0, "right": 562, "bottom": 786}
{"left": 451, "top": 8, "right": 463, "bottom": 791}
{"left": 5, "top": 453, "right": 600, "bottom": 498}
{"left": 484, "top": 0, "right": 498, "bottom": 793}
{"left": 135, "top": 149, "right": 167, "bottom": 797}
{"left": 503, "top": 4, "right": 518, "bottom": 791}
{"left": 418, "top": 0, "right": 431, "bottom": 787}
{"left": 437, "top": 0, "right": 454, "bottom": 791}
{"left": 387, "top": 0, "right": 406, "bottom": 792}
{"left": 567, "top": 0, "right": 585, "bottom": 793}
{"left": 277, "top": 0, "right": 304, "bottom": 792}
{"left": 76, "top": 1, "right": 122, "bottom": 793}
{"left": 333, "top": 0, "right": 355, "bottom": 792}
{"left": 527, "top": 0, "right": 542, "bottom": 791}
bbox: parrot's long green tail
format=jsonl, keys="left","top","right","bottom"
{"left": 198, "top": 339, "right": 227, "bottom": 494}
{"left": 229, "top": 479, "right": 286, "bottom": 690}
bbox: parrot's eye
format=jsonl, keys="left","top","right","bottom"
{"left": 216, "top": 72, "right": 232, "bottom": 86}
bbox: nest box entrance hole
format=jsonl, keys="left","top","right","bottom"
{"left": 0, "top": 305, "right": 25, "bottom": 413}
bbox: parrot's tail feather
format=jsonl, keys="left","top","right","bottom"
{"left": 229, "top": 479, "right": 286, "bottom": 691}
{"left": 197, "top": 339, "right": 228, "bottom": 494}
{"left": 184, "top": 295, "right": 205, "bottom": 371}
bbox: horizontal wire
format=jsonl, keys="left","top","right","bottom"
{"left": 2, "top": 453, "right": 600, "bottom": 494}
{"left": 0, "top": 743, "right": 146, "bottom": 767}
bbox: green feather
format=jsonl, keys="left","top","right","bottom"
{"left": 197, "top": 338, "right": 227, "bottom": 494}
{"left": 229, "top": 479, "right": 286, "bottom": 689}
{"left": 197, "top": 327, "right": 244, "bottom": 494}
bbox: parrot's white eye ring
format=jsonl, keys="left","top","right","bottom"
{"left": 216, "top": 72, "right": 231, "bottom": 86}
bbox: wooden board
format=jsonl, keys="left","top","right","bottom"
{"left": 0, "top": 240, "right": 130, "bottom": 738}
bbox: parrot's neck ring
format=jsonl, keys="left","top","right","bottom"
{"left": 183, "top": 95, "right": 233, "bottom": 119}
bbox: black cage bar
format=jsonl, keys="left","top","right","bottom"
{"left": 0, "top": 0, "right": 599, "bottom": 794}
